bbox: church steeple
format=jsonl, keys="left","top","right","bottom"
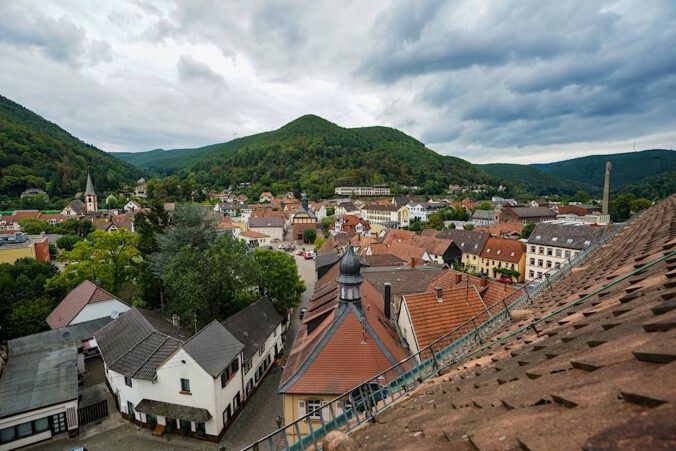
{"left": 84, "top": 169, "right": 97, "bottom": 214}
{"left": 336, "top": 245, "right": 367, "bottom": 303}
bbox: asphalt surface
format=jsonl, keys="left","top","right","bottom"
{"left": 220, "top": 249, "right": 316, "bottom": 450}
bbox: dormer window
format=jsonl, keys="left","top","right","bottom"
{"left": 486, "top": 249, "right": 491, "bottom": 253}
{"left": 567, "top": 238, "right": 573, "bottom": 244}
{"left": 535, "top": 235, "right": 541, "bottom": 240}
{"left": 496, "top": 250, "right": 501, "bottom": 255}
{"left": 551, "top": 237, "right": 558, "bottom": 242}
{"left": 584, "top": 240, "right": 591, "bottom": 246}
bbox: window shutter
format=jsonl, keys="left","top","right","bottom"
{"left": 299, "top": 400, "right": 306, "bottom": 416}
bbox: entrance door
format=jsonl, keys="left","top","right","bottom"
{"left": 50, "top": 413, "right": 67, "bottom": 435}
{"left": 223, "top": 405, "right": 232, "bottom": 425}
{"left": 127, "top": 401, "right": 135, "bottom": 420}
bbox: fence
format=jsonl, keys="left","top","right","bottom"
{"left": 243, "top": 221, "right": 627, "bottom": 451}
{"left": 78, "top": 400, "right": 109, "bottom": 426}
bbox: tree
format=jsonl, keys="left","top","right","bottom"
{"left": 303, "top": 228, "right": 317, "bottom": 244}
{"left": 56, "top": 234, "right": 81, "bottom": 251}
{"left": 161, "top": 236, "right": 260, "bottom": 329}
{"left": 609, "top": 194, "right": 652, "bottom": 222}
{"left": 314, "top": 236, "right": 327, "bottom": 252}
{"left": 254, "top": 249, "right": 306, "bottom": 315}
{"left": 18, "top": 218, "right": 49, "bottom": 234}
{"left": 135, "top": 199, "right": 171, "bottom": 308}
{"left": 447, "top": 222, "right": 456, "bottom": 229}
{"left": 463, "top": 224, "right": 475, "bottom": 231}
{"left": 427, "top": 213, "right": 444, "bottom": 230}
{"left": 476, "top": 201, "right": 493, "bottom": 210}
{"left": 46, "top": 229, "right": 141, "bottom": 298}
{"left": 520, "top": 223, "right": 536, "bottom": 239}
{"left": 571, "top": 191, "right": 590, "bottom": 203}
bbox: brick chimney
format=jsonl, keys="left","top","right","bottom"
{"left": 435, "top": 287, "right": 443, "bottom": 301}
{"left": 455, "top": 273, "right": 463, "bottom": 285}
{"left": 480, "top": 278, "right": 488, "bottom": 287}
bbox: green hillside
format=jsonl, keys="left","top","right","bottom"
{"left": 113, "top": 115, "right": 490, "bottom": 197}
{"left": 532, "top": 149, "right": 675, "bottom": 190}
{"left": 477, "top": 163, "right": 596, "bottom": 196}
{"left": 0, "top": 95, "right": 142, "bottom": 197}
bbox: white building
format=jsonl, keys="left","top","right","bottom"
{"left": 123, "top": 200, "right": 142, "bottom": 213}
{"left": 525, "top": 222, "right": 606, "bottom": 281}
{"left": 96, "top": 308, "right": 245, "bottom": 441}
{"left": 46, "top": 280, "right": 130, "bottom": 330}
{"left": 360, "top": 204, "right": 408, "bottom": 227}
{"left": 334, "top": 186, "right": 391, "bottom": 196}
{"left": 248, "top": 217, "right": 285, "bottom": 241}
{"left": 239, "top": 230, "right": 271, "bottom": 247}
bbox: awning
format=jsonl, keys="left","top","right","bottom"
{"left": 135, "top": 399, "right": 211, "bottom": 422}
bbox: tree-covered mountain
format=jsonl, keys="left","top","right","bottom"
{"left": 532, "top": 149, "right": 675, "bottom": 190}
{"left": 477, "top": 163, "right": 597, "bottom": 197}
{"left": 113, "top": 115, "right": 491, "bottom": 197}
{"left": 0, "top": 95, "right": 142, "bottom": 197}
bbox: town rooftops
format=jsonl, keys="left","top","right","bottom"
{"left": 527, "top": 222, "right": 606, "bottom": 250}
{"left": 240, "top": 230, "right": 270, "bottom": 239}
{"left": 0, "top": 337, "right": 78, "bottom": 418}
{"left": 402, "top": 286, "right": 488, "bottom": 350}
{"left": 363, "top": 203, "right": 401, "bottom": 212}
{"left": 222, "top": 297, "right": 282, "bottom": 361}
{"left": 46, "top": 280, "right": 129, "bottom": 329}
{"left": 505, "top": 206, "right": 556, "bottom": 218}
{"left": 183, "top": 320, "right": 244, "bottom": 378}
{"left": 9, "top": 317, "right": 111, "bottom": 356}
{"left": 471, "top": 209, "right": 496, "bottom": 220}
{"left": 426, "top": 269, "right": 517, "bottom": 307}
{"left": 248, "top": 216, "right": 285, "bottom": 228}
{"left": 479, "top": 237, "right": 525, "bottom": 263}
{"left": 435, "top": 229, "right": 490, "bottom": 255}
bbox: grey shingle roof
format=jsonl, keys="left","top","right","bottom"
{"left": 527, "top": 222, "right": 606, "bottom": 250}
{"left": 506, "top": 207, "right": 556, "bottom": 218}
{"left": 315, "top": 251, "right": 342, "bottom": 270}
{"left": 471, "top": 210, "right": 495, "bottom": 220}
{"left": 222, "top": 298, "right": 282, "bottom": 361}
{"left": 8, "top": 317, "right": 110, "bottom": 355}
{"left": 436, "top": 229, "right": 490, "bottom": 255}
{"left": 183, "top": 320, "right": 244, "bottom": 378}
{"left": 0, "top": 340, "right": 78, "bottom": 418}
{"left": 249, "top": 216, "right": 285, "bottom": 228}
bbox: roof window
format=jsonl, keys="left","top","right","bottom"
{"left": 535, "top": 235, "right": 541, "bottom": 240}
{"left": 567, "top": 238, "right": 574, "bottom": 244}
{"left": 551, "top": 237, "right": 558, "bottom": 242}
{"left": 584, "top": 240, "right": 591, "bottom": 246}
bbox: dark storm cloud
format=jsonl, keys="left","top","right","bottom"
{"left": 177, "top": 55, "right": 226, "bottom": 85}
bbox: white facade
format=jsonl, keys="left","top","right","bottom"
{"left": 124, "top": 201, "right": 142, "bottom": 213}
{"left": 0, "top": 400, "right": 78, "bottom": 451}
{"left": 407, "top": 203, "right": 429, "bottom": 222}
{"left": 106, "top": 348, "right": 243, "bottom": 438}
{"left": 249, "top": 226, "right": 284, "bottom": 241}
{"left": 525, "top": 243, "right": 580, "bottom": 281}
{"left": 334, "top": 186, "right": 391, "bottom": 196}
{"left": 70, "top": 299, "right": 130, "bottom": 326}
{"left": 241, "top": 323, "right": 283, "bottom": 397}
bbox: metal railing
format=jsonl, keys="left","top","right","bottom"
{"left": 243, "top": 221, "right": 628, "bottom": 451}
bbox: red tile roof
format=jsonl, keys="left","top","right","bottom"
{"left": 241, "top": 230, "right": 269, "bottom": 238}
{"left": 403, "top": 286, "right": 488, "bottom": 350}
{"left": 426, "top": 269, "right": 517, "bottom": 307}
{"left": 480, "top": 237, "right": 526, "bottom": 263}
{"left": 46, "top": 280, "right": 127, "bottom": 329}
{"left": 368, "top": 243, "right": 428, "bottom": 262}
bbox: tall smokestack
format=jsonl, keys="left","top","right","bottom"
{"left": 602, "top": 161, "right": 612, "bottom": 215}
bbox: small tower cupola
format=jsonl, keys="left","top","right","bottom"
{"left": 84, "top": 170, "right": 98, "bottom": 214}
{"left": 336, "top": 245, "right": 367, "bottom": 303}
{"left": 301, "top": 193, "right": 309, "bottom": 212}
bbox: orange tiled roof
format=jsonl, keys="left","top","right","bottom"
{"left": 426, "top": 269, "right": 517, "bottom": 307}
{"left": 475, "top": 221, "right": 524, "bottom": 237}
{"left": 480, "top": 237, "right": 525, "bottom": 263}
{"left": 240, "top": 230, "right": 269, "bottom": 238}
{"left": 382, "top": 229, "right": 416, "bottom": 244}
{"left": 403, "top": 286, "right": 487, "bottom": 350}
{"left": 368, "top": 242, "right": 427, "bottom": 262}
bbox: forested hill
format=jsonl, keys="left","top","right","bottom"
{"left": 0, "top": 95, "right": 142, "bottom": 197}
{"left": 113, "top": 115, "right": 491, "bottom": 198}
{"left": 532, "top": 149, "right": 675, "bottom": 190}
{"left": 477, "top": 163, "right": 597, "bottom": 197}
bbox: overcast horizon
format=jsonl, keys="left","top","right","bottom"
{"left": 1, "top": 1, "right": 675, "bottom": 164}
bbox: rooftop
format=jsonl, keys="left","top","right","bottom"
{"left": 528, "top": 222, "right": 607, "bottom": 250}
{"left": 222, "top": 297, "right": 282, "bottom": 361}
{"left": 46, "top": 280, "right": 128, "bottom": 329}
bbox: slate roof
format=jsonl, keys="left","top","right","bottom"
{"left": 183, "top": 320, "right": 244, "bottom": 377}
{"left": 249, "top": 216, "right": 285, "bottom": 228}
{"left": 46, "top": 280, "right": 128, "bottom": 329}
{"left": 471, "top": 209, "right": 496, "bottom": 220}
{"left": 363, "top": 203, "right": 400, "bottom": 212}
{"left": 135, "top": 399, "right": 211, "bottom": 422}
{"left": 353, "top": 193, "right": 676, "bottom": 450}
{"left": 505, "top": 206, "right": 557, "bottom": 218}
{"left": 528, "top": 222, "right": 606, "bottom": 250}
{"left": 67, "top": 199, "right": 86, "bottom": 215}
{"left": 222, "top": 298, "right": 282, "bottom": 361}
{"left": 315, "top": 251, "right": 342, "bottom": 270}
{"left": 436, "top": 229, "right": 490, "bottom": 255}
{"left": 85, "top": 172, "right": 96, "bottom": 196}
{"left": 9, "top": 317, "right": 111, "bottom": 355}
{"left": 402, "top": 286, "right": 488, "bottom": 350}
{"left": 362, "top": 268, "right": 444, "bottom": 307}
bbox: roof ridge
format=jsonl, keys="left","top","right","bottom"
{"left": 109, "top": 328, "right": 156, "bottom": 368}
{"left": 182, "top": 319, "right": 223, "bottom": 346}
{"left": 131, "top": 334, "right": 171, "bottom": 378}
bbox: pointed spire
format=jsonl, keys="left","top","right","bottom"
{"left": 85, "top": 170, "right": 96, "bottom": 196}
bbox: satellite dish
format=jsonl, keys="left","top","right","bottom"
{"left": 110, "top": 310, "right": 120, "bottom": 319}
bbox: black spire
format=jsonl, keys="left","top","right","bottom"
{"left": 336, "top": 246, "right": 368, "bottom": 302}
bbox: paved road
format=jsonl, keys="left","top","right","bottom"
{"left": 219, "top": 249, "right": 316, "bottom": 450}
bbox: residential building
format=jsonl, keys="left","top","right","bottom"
{"left": 0, "top": 210, "right": 40, "bottom": 232}
{"left": 477, "top": 237, "right": 526, "bottom": 282}
{"left": 500, "top": 206, "right": 556, "bottom": 224}
{"left": 96, "top": 308, "right": 245, "bottom": 441}
{"left": 248, "top": 217, "right": 285, "bottom": 241}
{"left": 0, "top": 233, "right": 49, "bottom": 264}
{"left": 360, "top": 203, "right": 407, "bottom": 227}
{"left": 555, "top": 213, "right": 610, "bottom": 225}
{"left": 134, "top": 178, "right": 147, "bottom": 198}
{"left": 291, "top": 195, "right": 317, "bottom": 241}
{"left": 222, "top": 298, "right": 283, "bottom": 398}
{"left": 333, "top": 201, "right": 358, "bottom": 217}
{"left": 259, "top": 192, "right": 273, "bottom": 203}
{"left": 333, "top": 215, "right": 370, "bottom": 235}
{"left": 558, "top": 204, "right": 602, "bottom": 216}
{"left": 20, "top": 188, "right": 48, "bottom": 199}
{"left": 433, "top": 229, "right": 490, "bottom": 272}
{"left": 397, "top": 286, "right": 489, "bottom": 356}
{"left": 365, "top": 242, "right": 433, "bottom": 264}
{"left": 334, "top": 186, "right": 391, "bottom": 196}
{"left": 469, "top": 209, "right": 496, "bottom": 226}
{"left": 214, "top": 201, "right": 247, "bottom": 217}
{"left": 525, "top": 222, "right": 606, "bottom": 281}
{"left": 123, "top": 200, "right": 142, "bottom": 213}
{"left": 424, "top": 269, "right": 518, "bottom": 308}
{"left": 61, "top": 199, "right": 86, "bottom": 217}
{"left": 279, "top": 247, "right": 408, "bottom": 438}
{"left": 46, "top": 280, "right": 131, "bottom": 329}
{"left": 239, "top": 230, "right": 271, "bottom": 247}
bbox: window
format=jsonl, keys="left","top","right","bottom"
{"left": 496, "top": 250, "right": 501, "bottom": 255}
{"left": 551, "top": 237, "right": 558, "bottom": 242}
{"left": 530, "top": 258, "right": 535, "bottom": 265}
{"left": 530, "top": 246, "right": 536, "bottom": 253}
{"left": 127, "top": 401, "right": 135, "bottom": 418}
{"left": 538, "top": 247, "right": 544, "bottom": 254}
{"left": 555, "top": 249, "right": 562, "bottom": 257}
{"left": 565, "top": 250, "right": 571, "bottom": 258}
{"left": 583, "top": 240, "right": 591, "bottom": 246}
{"left": 529, "top": 270, "right": 534, "bottom": 278}
{"left": 180, "top": 378, "right": 191, "bottom": 393}
{"left": 486, "top": 248, "right": 491, "bottom": 253}
{"left": 231, "top": 359, "right": 240, "bottom": 373}
{"left": 244, "top": 359, "right": 252, "bottom": 373}
{"left": 125, "top": 376, "right": 132, "bottom": 387}
{"left": 535, "top": 235, "right": 541, "bottom": 240}
{"left": 0, "top": 427, "right": 15, "bottom": 444}
{"left": 538, "top": 259, "right": 543, "bottom": 267}
{"left": 567, "top": 238, "right": 574, "bottom": 244}
{"left": 547, "top": 248, "right": 553, "bottom": 256}
{"left": 546, "top": 261, "right": 552, "bottom": 268}
{"left": 221, "top": 371, "right": 229, "bottom": 388}
{"left": 16, "top": 423, "right": 32, "bottom": 439}
{"left": 306, "top": 400, "right": 322, "bottom": 419}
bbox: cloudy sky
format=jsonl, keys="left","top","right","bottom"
{"left": 1, "top": 0, "right": 674, "bottom": 163}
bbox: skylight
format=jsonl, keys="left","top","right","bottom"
{"left": 567, "top": 238, "right": 574, "bottom": 244}
{"left": 535, "top": 235, "right": 541, "bottom": 240}
{"left": 584, "top": 240, "right": 591, "bottom": 246}
{"left": 552, "top": 237, "right": 558, "bottom": 242}
{"left": 496, "top": 250, "right": 501, "bottom": 254}
{"left": 510, "top": 252, "right": 515, "bottom": 256}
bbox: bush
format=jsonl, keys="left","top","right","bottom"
{"left": 56, "top": 234, "right": 81, "bottom": 251}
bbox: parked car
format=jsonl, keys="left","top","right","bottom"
{"left": 296, "top": 249, "right": 305, "bottom": 256}
{"left": 303, "top": 251, "right": 315, "bottom": 260}
{"left": 497, "top": 276, "right": 514, "bottom": 284}
{"left": 299, "top": 307, "right": 307, "bottom": 320}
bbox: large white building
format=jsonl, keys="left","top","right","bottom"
{"left": 525, "top": 222, "right": 606, "bottom": 281}
{"left": 334, "top": 186, "right": 391, "bottom": 196}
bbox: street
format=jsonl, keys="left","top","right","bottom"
{"left": 219, "top": 248, "right": 317, "bottom": 450}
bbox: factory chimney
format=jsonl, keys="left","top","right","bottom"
{"left": 602, "top": 161, "right": 612, "bottom": 215}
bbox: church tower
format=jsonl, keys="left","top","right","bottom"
{"left": 84, "top": 170, "right": 98, "bottom": 214}
{"left": 336, "top": 245, "right": 366, "bottom": 304}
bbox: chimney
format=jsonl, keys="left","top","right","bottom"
{"left": 602, "top": 161, "right": 612, "bottom": 215}
{"left": 480, "top": 278, "right": 488, "bottom": 287}
{"left": 411, "top": 258, "right": 416, "bottom": 268}
{"left": 455, "top": 273, "right": 463, "bottom": 285}
{"left": 172, "top": 314, "right": 180, "bottom": 327}
{"left": 384, "top": 283, "right": 391, "bottom": 319}
{"left": 435, "top": 287, "right": 443, "bottom": 301}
